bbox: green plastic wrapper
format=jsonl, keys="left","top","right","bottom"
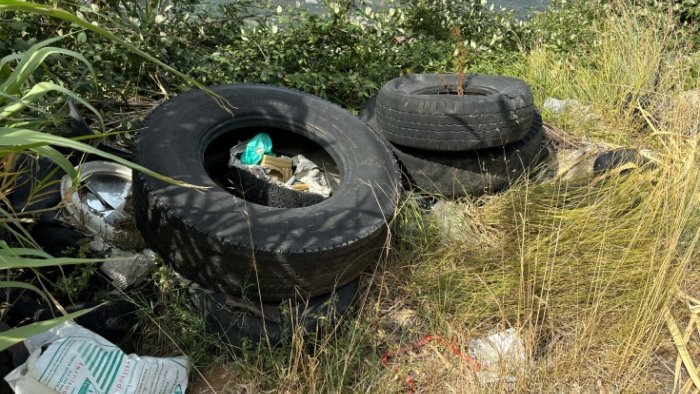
{"left": 240, "top": 133, "right": 274, "bottom": 165}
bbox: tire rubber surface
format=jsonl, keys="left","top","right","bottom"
{"left": 134, "top": 84, "right": 400, "bottom": 301}
{"left": 360, "top": 96, "right": 547, "bottom": 198}
{"left": 190, "top": 278, "right": 359, "bottom": 349}
{"left": 376, "top": 74, "right": 535, "bottom": 151}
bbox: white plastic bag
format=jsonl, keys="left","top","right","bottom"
{"left": 469, "top": 328, "right": 526, "bottom": 384}
{"left": 4, "top": 321, "right": 190, "bottom": 394}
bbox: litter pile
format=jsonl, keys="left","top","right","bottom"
{"left": 132, "top": 83, "right": 398, "bottom": 351}
{"left": 2, "top": 74, "right": 658, "bottom": 392}
{"left": 2, "top": 156, "right": 182, "bottom": 393}
{"left": 225, "top": 133, "right": 333, "bottom": 208}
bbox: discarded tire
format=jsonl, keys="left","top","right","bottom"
{"left": 375, "top": 74, "right": 535, "bottom": 151}
{"left": 134, "top": 84, "right": 400, "bottom": 302}
{"left": 360, "top": 96, "right": 548, "bottom": 198}
{"left": 190, "top": 277, "right": 359, "bottom": 348}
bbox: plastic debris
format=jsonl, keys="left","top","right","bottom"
{"left": 469, "top": 328, "right": 526, "bottom": 384}
{"left": 292, "top": 154, "right": 332, "bottom": 198}
{"left": 60, "top": 161, "right": 144, "bottom": 250}
{"left": 86, "top": 239, "right": 157, "bottom": 290}
{"left": 227, "top": 140, "right": 249, "bottom": 167}
{"left": 4, "top": 321, "right": 190, "bottom": 394}
{"left": 240, "top": 133, "right": 274, "bottom": 165}
{"left": 260, "top": 155, "right": 293, "bottom": 182}
{"left": 543, "top": 97, "right": 583, "bottom": 114}
{"left": 101, "top": 249, "right": 158, "bottom": 290}
{"left": 229, "top": 143, "right": 333, "bottom": 198}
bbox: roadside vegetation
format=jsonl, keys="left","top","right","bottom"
{"left": 1, "top": 0, "right": 699, "bottom": 391}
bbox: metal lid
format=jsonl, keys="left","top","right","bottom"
{"left": 60, "top": 161, "right": 143, "bottom": 249}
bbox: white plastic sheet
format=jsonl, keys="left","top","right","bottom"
{"left": 5, "top": 321, "right": 190, "bottom": 394}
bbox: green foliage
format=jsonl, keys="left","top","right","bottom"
{"left": 402, "top": 0, "right": 525, "bottom": 49}
{"left": 55, "top": 265, "right": 97, "bottom": 301}
{"left": 0, "top": 306, "right": 98, "bottom": 351}
{"left": 526, "top": 0, "right": 609, "bottom": 54}
{"left": 0, "top": 0, "right": 535, "bottom": 109}
{"left": 0, "top": 22, "right": 203, "bottom": 185}
{"left": 678, "top": 0, "right": 700, "bottom": 21}
{"left": 0, "top": 242, "right": 105, "bottom": 350}
{"left": 0, "top": 0, "right": 226, "bottom": 106}
{"left": 136, "top": 265, "right": 218, "bottom": 363}
{"left": 675, "top": 0, "right": 700, "bottom": 45}
{"left": 0, "top": 24, "right": 201, "bottom": 350}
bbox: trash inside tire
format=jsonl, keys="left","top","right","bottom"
{"left": 360, "top": 96, "right": 548, "bottom": 198}
{"left": 190, "top": 278, "right": 359, "bottom": 349}
{"left": 133, "top": 84, "right": 400, "bottom": 301}
{"left": 376, "top": 74, "right": 535, "bottom": 151}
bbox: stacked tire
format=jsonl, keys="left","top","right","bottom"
{"left": 133, "top": 84, "right": 401, "bottom": 348}
{"left": 359, "top": 74, "right": 548, "bottom": 198}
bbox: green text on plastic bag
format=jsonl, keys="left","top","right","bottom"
{"left": 240, "top": 133, "right": 274, "bottom": 165}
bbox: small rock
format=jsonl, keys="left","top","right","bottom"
{"left": 430, "top": 200, "right": 470, "bottom": 242}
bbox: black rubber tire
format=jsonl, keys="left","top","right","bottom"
{"left": 5, "top": 292, "right": 140, "bottom": 344}
{"left": 226, "top": 166, "right": 325, "bottom": 208}
{"left": 30, "top": 221, "right": 86, "bottom": 257}
{"left": 593, "top": 148, "right": 653, "bottom": 175}
{"left": 375, "top": 74, "right": 535, "bottom": 151}
{"left": 9, "top": 157, "right": 64, "bottom": 220}
{"left": 360, "top": 96, "right": 548, "bottom": 198}
{"left": 134, "top": 84, "right": 400, "bottom": 302}
{"left": 190, "top": 278, "right": 359, "bottom": 349}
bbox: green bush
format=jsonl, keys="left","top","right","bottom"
{"left": 0, "top": 0, "right": 536, "bottom": 109}
{"left": 402, "top": 0, "right": 525, "bottom": 49}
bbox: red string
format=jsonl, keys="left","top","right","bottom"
{"left": 381, "top": 334, "right": 481, "bottom": 392}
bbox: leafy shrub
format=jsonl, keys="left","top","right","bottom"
{"left": 0, "top": 3, "right": 203, "bottom": 350}
{"left": 402, "top": 0, "right": 525, "bottom": 50}
{"left": 526, "top": 0, "right": 609, "bottom": 54}
{"left": 0, "top": 0, "right": 535, "bottom": 109}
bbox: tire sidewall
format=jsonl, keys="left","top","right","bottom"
{"left": 136, "top": 84, "right": 398, "bottom": 254}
